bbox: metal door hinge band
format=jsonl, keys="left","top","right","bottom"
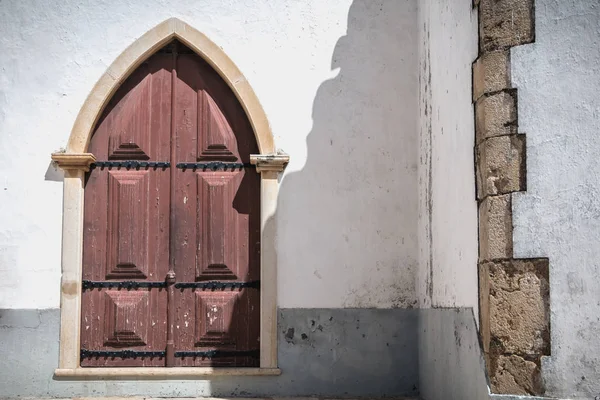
{"left": 82, "top": 280, "right": 260, "bottom": 291}
{"left": 82, "top": 280, "right": 167, "bottom": 290}
{"left": 176, "top": 162, "right": 254, "bottom": 171}
{"left": 90, "top": 161, "right": 171, "bottom": 169}
{"left": 174, "top": 280, "right": 260, "bottom": 290}
{"left": 80, "top": 349, "right": 165, "bottom": 359}
{"left": 174, "top": 349, "right": 260, "bottom": 359}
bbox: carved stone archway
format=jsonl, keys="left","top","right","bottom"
{"left": 52, "top": 18, "right": 287, "bottom": 377}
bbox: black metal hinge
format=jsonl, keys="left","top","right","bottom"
{"left": 82, "top": 280, "right": 167, "bottom": 290}
{"left": 174, "top": 349, "right": 259, "bottom": 359}
{"left": 82, "top": 280, "right": 260, "bottom": 291}
{"left": 80, "top": 349, "right": 165, "bottom": 359}
{"left": 176, "top": 162, "right": 254, "bottom": 171}
{"left": 174, "top": 281, "right": 260, "bottom": 290}
{"left": 90, "top": 161, "right": 170, "bottom": 170}
{"left": 80, "top": 349, "right": 258, "bottom": 359}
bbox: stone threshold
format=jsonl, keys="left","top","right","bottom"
{"left": 1, "top": 397, "right": 420, "bottom": 400}
{"left": 491, "top": 395, "right": 572, "bottom": 400}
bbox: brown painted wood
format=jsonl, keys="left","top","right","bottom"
{"left": 165, "top": 43, "right": 179, "bottom": 368}
{"left": 171, "top": 49, "right": 260, "bottom": 367}
{"left": 81, "top": 41, "right": 260, "bottom": 368}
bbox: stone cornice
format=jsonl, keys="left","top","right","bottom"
{"left": 51, "top": 153, "right": 96, "bottom": 171}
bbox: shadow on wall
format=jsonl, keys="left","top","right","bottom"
{"left": 209, "top": 0, "right": 420, "bottom": 397}
{"left": 275, "top": 0, "right": 419, "bottom": 309}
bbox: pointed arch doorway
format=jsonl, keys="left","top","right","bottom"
{"left": 52, "top": 19, "right": 286, "bottom": 377}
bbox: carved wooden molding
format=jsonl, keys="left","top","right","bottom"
{"left": 51, "top": 153, "right": 96, "bottom": 171}
{"left": 250, "top": 152, "right": 289, "bottom": 173}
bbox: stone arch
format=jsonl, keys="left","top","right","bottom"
{"left": 51, "top": 19, "right": 286, "bottom": 376}
{"left": 67, "top": 17, "right": 274, "bottom": 155}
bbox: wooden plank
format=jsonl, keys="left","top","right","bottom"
{"left": 81, "top": 51, "right": 172, "bottom": 367}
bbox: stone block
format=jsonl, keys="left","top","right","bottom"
{"left": 479, "top": 262, "right": 491, "bottom": 354}
{"left": 491, "top": 354, "right": 543, "bottom": 395}
{"left": 479, "top": 194, "right": 513, "bottom": 261}
{"left": 476, "top": 134, "right": 526, "bottom": 199}
{"left": 485, "top": 259, "right": 550, "bottom": 356}
{"left": 473, "top": 50, "right": 511, "bottom": 101}
{"left": 476, "top": 89, "right": 518, "bottom": 144}
{"left": 479, "top": 0, "right": 535, "bottom": 52}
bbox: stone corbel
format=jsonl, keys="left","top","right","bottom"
{"left": 250, "top": 152, "right": 289, "bottom": 173}
{"left": 51, "top": 152, "right": 97, "bottom": 172}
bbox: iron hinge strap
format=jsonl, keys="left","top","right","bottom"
{"left": 176, "top": 162, "right": 255, "bottom": 171}
{"left": 174, "top": 349, "right": 260, "bottom": 358}
{"left": 82, "top": 280, "right": 261, "bottom": 290}
{"left": 80, "top": 349, "right": 259, "bottom": 359}
{"left": 80, "top": 349, "right": 165, "bottom": 359}
{"left": 82, "top": 280, "right": 166, "bottom": 290}
{"left": 174, "top": 281, "right": 260, "bottom": 290}
{"left": 90, "top": 161, "right": 170, "bottom": 169}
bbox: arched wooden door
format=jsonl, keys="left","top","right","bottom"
{"left": 80, "top": 40, "right": 261, "bottom": 367}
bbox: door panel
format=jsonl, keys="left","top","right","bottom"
{"left": 106, "top": 170, "right": 150, "bottom": 279}
{"left": 196, "top": 171, "right": 243, "bottom": 280}
{"left": 197, "top": 90, "right": 239, "bottom": 161}
{"left": 172, "top": 288, "right": 259, "bottom": 367}
{"left": 172, "top": 51, "right": 260, "bottom": 367}
{"left": 81, "top": 52, "right": 172, "bottom": 367}
{"left": 106, "top": 72, "right": 152, "bottom": 160}
{"left": 81, "top": 288, "right": 167, "bottom": 367}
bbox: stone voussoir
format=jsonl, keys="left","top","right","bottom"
{"left": 475, "top": 89, "right": 518, "bottom": 145}
{"left": 479, "top": 0, "right": 535, "bottom": 53}
{"left": 476, "top": 134, "right": 526, "bottom": 200}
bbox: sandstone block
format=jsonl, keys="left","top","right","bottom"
{"left": 473, "top": 50, "right": 511, "bottom": 101}
{"left": 475, "top": 90, "right": 518, "bottom": 144}
{"left": 486, "top": 259, "right": 550, "bottom": 356}
{"left": 476, "top": 134, "right": 526, "bottom": 199}
{"left": 491, "top": 354, "right": 543, "bottom": 395}
{"left": 479, "top": 194, "right": 513, "bottom": 261}
{"left": 479, "top": 0, "right": 535, "bottom": 52}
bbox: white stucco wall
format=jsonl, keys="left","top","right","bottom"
{"left": 417, "top": 0, "right": 479, "bottom": 310}
{"left": 511, "top": 0, "right": 600, "bottom": 397}
{"left": 0, "top": 0, "right": 419, "bottom": 309}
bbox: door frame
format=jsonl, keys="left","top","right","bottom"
{"left": 51, "top": 18, "right": 287, "bottom": 378}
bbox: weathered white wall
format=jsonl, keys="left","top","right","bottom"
{"left": 277, "top": 0, "right": 418, "bottom": 308}
{"left": 0, "top": 0, "right": 419, "bottom": 309}
{"left": 417, "top": 2, "right": 483, "bottom": 399}
{"left": 417, "top": 0, "right": 479, "bottom": 310}
{"left": 511, "top": 1, "right": 600, "bottom": 397}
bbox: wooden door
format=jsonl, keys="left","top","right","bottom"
{"left": 80, "top": 41, "right": 260, "bottom": 368}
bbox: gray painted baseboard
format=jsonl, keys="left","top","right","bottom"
{"left": 491, "top": 396, "right": 579, "bottom": 400}
{"left": 418, "top": 308, "right": 490, "bottom": 400}
{"left": 0, "top": 308, "right": 419, "bottom": 398}
{"left": 0, "top": 307, "right": 493, "bottom": 399}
